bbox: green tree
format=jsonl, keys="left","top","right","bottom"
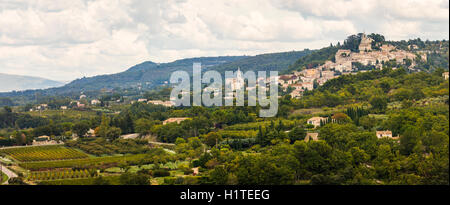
{"left": 134, "top": 118, "right": 155, "bottom": 136}
{"left": 72, "top": 121, "right": 90, "bottom": 137}
{"left": 119, "top": 172, "right": 149, "bottom": 185}
{"left": 209, "top": 165, "right": 229, "bottom": 185}
{"left": 370, "top": 95, "right": 388, "bottom": 112}
{"left": 288, "top": 126, "right": 306, "bottom": 143}
{"left": 202, "top": 132, "right": 222, "bottom": 147}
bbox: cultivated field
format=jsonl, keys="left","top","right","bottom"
{"left": 27, "top": 169, "right": 97, "bottom": 181}
{"left": 0, "top": 145, "right": 88, "bottom": 162}
{"left": 20, "top": 153, "right": 149, "bottom": 170}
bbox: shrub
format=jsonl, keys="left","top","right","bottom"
{"left": 163, "top": 177, "right": 176, "bottom": 185}
{"left": 152, "top": 169, "right": 170, "bottom": 177}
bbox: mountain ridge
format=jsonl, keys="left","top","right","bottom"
{"left": 0, "top": 50, "right": 311, "bottom": 98}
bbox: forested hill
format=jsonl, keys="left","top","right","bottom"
{"left": 0, "top": 73, "right": 64, "bottom": 92}
{"left": 0, "top": 50, "right": 311, "bottom": 99}
{"left": 60, "top": 56, "right": 247, "bottom": 92}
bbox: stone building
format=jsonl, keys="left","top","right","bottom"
{"left": 359, "top": 33, "right": 373, "bottom": 52}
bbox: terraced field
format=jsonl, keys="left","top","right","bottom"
{"left": 27, "top": 169, "right": 97, "bottom": 181}
{"left": 0, "top": 146, "right": 88, "bottom": 162}
{"left": 20, "top": 154, "right": 150, "bottom": 170}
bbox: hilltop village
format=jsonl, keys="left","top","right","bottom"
{"left": 278, "top": 34, "right": 428, "bottom": 98}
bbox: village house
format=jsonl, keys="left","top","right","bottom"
{"left": 321, "top": 70, "right": 335, "bottom": 78}
{"left": 60, "top": 106, "right": 67, "bottom": 110}
{"left": 290, "top": 89, "right": 303, "bottom": 99}
{"left": 443, "top": 72, "right": 449, "bottom": 80}
{"left": 307, "top": 117, "right": 328, "bottom": 128}
{"left": 304, "top": 133, "right": 319, "bottom": 142}
{"left": 147, "top": 100, "right": 174, "bottom": 107}
{"left": 335, "top": 61, "right": 353, "bottom": 73}
{"left": 91, "top": 99, "right": 101, "bottom": 105}
{"left": 279, "top": 75, "right": 298, "bottom": 85}
{"left": 163, "top": 117, "right": 190, "bottom": 125}
{"left": 290, "top": 83, "right": 304, "bottom": 90}
{"left": 300, "top": 76, "right": 315, "bottom": 83}
{"left": 302, "top": 82, "right": 314, "bottom": 91}
{"left": 37, "top": 104, "right": 48, "bottom": 110}
{"left": 376, "top": 130, "right": 393, "bottom": 139}
{"left": 76, "top": 102, "right": 85, "bottom": 108}
{"left": 85, "top": 129, "right": 96, "bottom": 137}
{"left": 303, "top": 69, "right": 321, "bottom": 79}
{"left": 281, "top": 83, "right": 290, "bottom": 91}
{"left": 137, "top": 98, "right": 148, "bottom": 102}
{"left": 32, "top": 136, "right": 60, "bottom": 146}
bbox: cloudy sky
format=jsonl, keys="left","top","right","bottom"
{"left": 0, "top": 0, "right": 448, "bottom": 82}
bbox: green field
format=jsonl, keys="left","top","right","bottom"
{"left": 224, "top": 119, "right": 296, "bottom": 131}
{"left": 28, "top": 169, "right": 98, "bottom": 181}
{"left": 0, "top": 145, "right": 88, "bottom": 162}
{"left": 1, "top": 171, "right": 7, "bottom": 183}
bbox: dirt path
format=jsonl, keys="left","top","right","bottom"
{"left": 1, "top": 164, "right": 18, "bottom": 185}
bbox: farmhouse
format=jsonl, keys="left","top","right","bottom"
{"left": 290, "top": 89, "right": 303, "bottom": 99}
{"left": 376, "top": 130, "right": 393, "bottom": 139}
{"left": 32, "top": 136, "right": 59, "bottom": 146}
{"left": 85, "top": 129, "right": 96, "bottom": 137}
{"left": 321, "top": 70, "right": 335, "bottom": 78}
{"left": 91, "top": 99, "right": 101, "bottom": 105}
{"left": 443, "top": 72, "right": 449, "bottom": 80}
{"left": 163, "top": 117, "right": 190, "bottom": 125}
{"left": 148, "top": 100, "right": 174, "bottom": 107}
{"left": 307, "top": 117, "right": 328, "bottom": 128}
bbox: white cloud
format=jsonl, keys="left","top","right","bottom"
{"left": 0, "top": 0, "right": 448, "bottom": 82}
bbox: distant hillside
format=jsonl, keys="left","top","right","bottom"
{"left": 0, "top": 73, "right": 64, "bottom": 92}
{"left": 1, "top": 50, "right": 311, "bottom": 98}
{"left": 57, "top": 50, "right": 311, "bottom": 92}
{"left": 61, "top": 56, "right": 247, "bottom": 92}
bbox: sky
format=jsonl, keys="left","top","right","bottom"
{"left": 0, "top": 0, "right": 448, "bottom": 82}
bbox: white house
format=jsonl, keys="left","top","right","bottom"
{"left": 91, "top": 99, "right": 101, "bottom": 105}
{"left": 307, "top": 117, "right": 328, "bottom": 128}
